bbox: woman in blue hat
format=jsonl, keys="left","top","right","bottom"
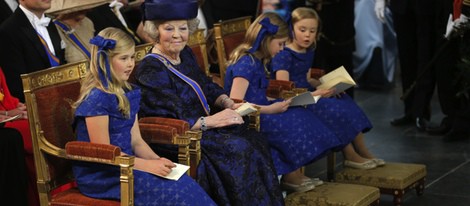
{"left": 134, "top": 0, "right": 284, "bottom": 205}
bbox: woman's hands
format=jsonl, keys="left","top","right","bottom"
{"left": 205, "top": 109, "right": 244, "bottom": 129}
{"left": 2, "top": 102, "right": 28, "bottom": 119}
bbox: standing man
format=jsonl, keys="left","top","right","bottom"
{"left": 428, "top": 0, "right": 470, "bottom": 141}
{"left": 388, "top": 0, "right": 437, "bottom": 129}
{"left": 0, "top": 0, "right": 65, "bottom": 102}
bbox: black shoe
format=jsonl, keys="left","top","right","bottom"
{"left": 390, "top": 115, "right": 413, "bottom": 126}
{"left": 426, "top": 117, "right": 451, "bottom": 135}
{"left": 443, "top": 130, "right": 470, "bottom": 142}
{"left": 415, "top": 117, "right": 429, "bottom": 131}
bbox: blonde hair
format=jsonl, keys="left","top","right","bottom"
{"left": 227, "top": 12, "right": 288, "bottom": 66}
{"left": 143, "top": 18, "right": 200, "bottom": 42}
{"left": 290, "top": 7, "right": 321, "bottom": 49}
{"left": 73, "top": 27, "right": 135, "bottom": 118}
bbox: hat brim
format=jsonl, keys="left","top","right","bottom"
{"left": 46, "top": 2, "right": 108, "bottom": 16}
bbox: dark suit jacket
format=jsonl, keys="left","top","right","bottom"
{"left": 0, "top": 8, "right": 65, "bottom": 102}
{"left": 0, "top": 1, "right": 14, "bottom": 24}
{"left": 202, "top": 0, "right": 260, "bottom": 27}
{"left": 87, "top": 4, "right": 141, "bottom": 45}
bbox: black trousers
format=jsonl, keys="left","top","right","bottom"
{"left": 0, "top": 128, "right": 28, "bottom": 206}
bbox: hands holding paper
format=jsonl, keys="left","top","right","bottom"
{"left": 312, "top": 88, "right": 336, "bottom": 98}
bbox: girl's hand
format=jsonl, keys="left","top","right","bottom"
{"left": 312, "top": 88, "right": 335, "bottom": 98}
{"left": 206, "top": 109, "right": 244, "bottom": 128}
{"left": 267, "top": 99, "right": 291, "bottom": 114}
{"left": 2, "top": 108, "right": 28, "bottom": 119}
{"left": 145, "top": 157, "right": 176, "bottom": 176}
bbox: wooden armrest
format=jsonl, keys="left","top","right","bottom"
{"left": 310, "top": 68, "right": 325, "bottom": 79}
{"left": 231, "top": 98, "right": 245, "bottom": 103}
{"left": 65, "top": 141, "right": 121, "bottom": 161}
{"left": 139, "top": 123, "right": 178, "bottom": 145}
{"left": 139, "top": 117, "right": 189, "bottom": 135}
{"left": 269, "top": 79, "right": 295, "bottom": 91}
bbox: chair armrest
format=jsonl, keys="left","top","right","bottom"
{"left": 139, "top": 117, "right": 189, "bottom": 135}
{"left": 65, "top": 141, "right": 121, "bottom": 162}
{"left": 139, "top": 123, "right": 179, "bottom": 145}
{"left": 310, "top": 68, "right": 325, "bottom": 79}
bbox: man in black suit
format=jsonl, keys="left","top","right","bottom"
{"left": 0, "top": 0, "right": 17, "bottom": 24}
{"left": 0, "top": 0, "right": 65, "bottom": 102}
{"left": 87, "top": 1, "right": 142, "bottom": 45}
{"left": 389, "top": 0, "right": 437, "bottom": 130}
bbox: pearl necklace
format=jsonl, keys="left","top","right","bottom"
{"left": 153, "top": 46, "right": 181, "bottom": 65}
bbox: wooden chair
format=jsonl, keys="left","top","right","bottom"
{"left": 214, "top": 16, "right": 252, "bottom": 86}
{"left": 21, "top": 61, "right": 134, "bottom": 206}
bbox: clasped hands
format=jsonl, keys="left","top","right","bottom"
{"left": 2, "top": 102, "right": 28, "bottom": 120}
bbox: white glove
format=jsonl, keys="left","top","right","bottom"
{"left": 374, "top": 0, "right": 386, "bottom": 23}
{"left": 454, "top": 14, "right": 469, "bottom": 28}
{"left": 445, "top": 14, "right": 469, "bottom": 39}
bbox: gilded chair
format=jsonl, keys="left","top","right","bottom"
{"left": 214, "top": 16, "right": 252, "bottom": 86}
{"left": 188, "top": 28, "right": 210, "bottom": 77}
{"left": 21, "top": 61, "right": 135, "bottom": 206}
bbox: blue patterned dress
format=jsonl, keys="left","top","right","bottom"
{"left": 134, "top": 47, "right": 284, "bottom": 206}
{"left": 271, "top": 47, "right": 373, "bottom": 147}
{"left": 73, "top": 87, "right": 216, "bottom": 206}
{"left": 224, "top": 54, "right": 342, "bottom": 175}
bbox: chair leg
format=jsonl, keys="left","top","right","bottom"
{"left": 327, "top": 152, "right": 336, "bottom": 181}
{"left": 416, "top": 178, "right": 426, "bottom": 196}
{"left": 393, "top": 189, "right": 405, "bottom": 206}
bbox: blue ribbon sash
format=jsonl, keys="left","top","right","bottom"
{"left": 54, "top": 20, "right": 91, "bottom": 59}
{"left": 36, "top": 32, "right": 60, "bottom": 67}
{"left": 146, "top": 53, "right": 211, "bottom": 115}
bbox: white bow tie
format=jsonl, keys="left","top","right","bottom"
{"left": 35, "top": 17, "right": 51, "bottom": 27}
{"left": 109, "top": 0, "right": 124, "bottom": 10}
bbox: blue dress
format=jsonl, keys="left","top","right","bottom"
{"left": 73, "top": 87, "right": 216, "bottom": 206}
{"left": 271, "top": 47, "right": 373, "bottom": 147}
{"left": 224, "top": 54, "right": 342, "bottom": 175}
{"left": 134, "top": 47, "right": 284, "bottom": 206}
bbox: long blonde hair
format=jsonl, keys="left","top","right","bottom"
{"left": 73, "top": 27, "right": 135, "bottom": 118}
{"left": 227, "top": 12, "right": 288, "bottom": 66}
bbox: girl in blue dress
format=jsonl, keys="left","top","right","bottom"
{"left": 224, "top": 12, "right": 343, "bottom": 193}
{"left": 270, "top": 7, "right": 385, "bottom": 169}
{"left": 72, "top": 27, "right": 216, "bottom": 206}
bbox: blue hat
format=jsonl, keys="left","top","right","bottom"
{"left": 141, "top": 0, "right": 198, "bottom": 21}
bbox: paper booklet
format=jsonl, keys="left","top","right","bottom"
{"left": 235, "top": 102, "right": 258, "bottom": 116}
{"left": 289, "top": 92, "right": 321, "bottom": 107}
{"left": 0, "top": 114, "right": 21, "bottom": 124}
{"left": 316, "top": 66, "right": 356, "bottom": 94}
{"left": 136, "top": 163, "right": 190, "bottom": 181}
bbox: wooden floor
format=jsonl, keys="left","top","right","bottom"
{"left": 304, "top": 82, "right": 470, "bottom": 206}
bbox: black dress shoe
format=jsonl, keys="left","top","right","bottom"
{"left": 426, "top": 117, "right": 452, "bottom": 135}
{"left": 415, "top": 117, "right": 429, "bottom": 131}
{"left": 443, "top": 130, "right": 470, "bottom": 142}
{"left": 390, "top": 115, "right": 413, "bottom": 126}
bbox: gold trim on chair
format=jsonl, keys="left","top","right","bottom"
{"left": 22, "top": 61, "right": 135, "bottom": 206}
{"left": 214, "top": 16, "right": 251, "bottom": 86}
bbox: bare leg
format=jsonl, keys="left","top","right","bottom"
{"left": 352, "top": 133, "right": 375, "bottom": 159}
{"left": 281, "top": 169, "right": 304, "bottom": 185}
{"left": 342, "top": 143, "right": 370, "bottom": 163}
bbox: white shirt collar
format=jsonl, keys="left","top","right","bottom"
{"left": 19, "top": 5, "right": 45, "bottom": 28}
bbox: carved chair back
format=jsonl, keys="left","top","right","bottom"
{"left": 22, "top": 61, "right": 134, "bottom": 206}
